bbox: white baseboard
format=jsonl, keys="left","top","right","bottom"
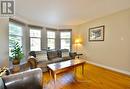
{"left": 86, "top": 61, "right": 130, "bottom": 76}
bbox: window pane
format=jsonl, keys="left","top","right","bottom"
{"left": 9, "top": 35, "right": 22, "bottom": 57}
{"left": 30, "top": 28, "right": 41, "bottom": 51}
{"left": 48, "top": 39, "right": 55, "bottom": 49}
{"left": 61, "top": 32, "right": 71, "bottom": 38}
{"left": 60, "top": 32, "right": 71, "bottom": 50}
{"left": 9, "top": 23, "right": 23, "bottom": 58}
{"left": 9, "top": 35, "right": 22, "bottom": 47}
{"left": 47, "top": 31, "right": 55, "bottom": 38}
{"left": 61, "top": 39, "right": 70, "bottom": 50}
{"left": 47, "top": 31, "right": 55, "bottom": 49}
{"left": 9, "top": 23, "right": 22, "bottom": 36}
{"left": 30, "top": 38, "right": 41, "bottom": 51}
{"left": 30, "top": 29, "right": 41, "bottom": 37}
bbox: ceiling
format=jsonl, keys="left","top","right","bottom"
{"left": 15, "top": 0, "right": 130, "bottom": 26}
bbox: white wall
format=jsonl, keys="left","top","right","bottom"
{"left": 76, "top": 8, "right": 130, "bottom": 74}
{"left": 1, "top": 8, "right": 130, "bottom": 75}
{"left": 0, "top": 18, "right": 9, "bottom": 67}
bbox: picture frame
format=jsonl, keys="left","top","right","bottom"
{"left": 89, "top": 25, "right": 105, "bottom": 41}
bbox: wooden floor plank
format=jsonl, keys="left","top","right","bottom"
{"left": 43, "top": 63, "right": 130, "bottom": 89}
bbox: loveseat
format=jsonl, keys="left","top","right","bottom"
{"left": 28, "top": 49, "right": 76, "bottom": 72}
{"left": 0, "top": 68, "right": 43, "bottom": 89}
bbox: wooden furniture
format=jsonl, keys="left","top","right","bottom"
{"left": 47, "top": 59, "right": 86, "bottom": 82}
{"left": 28, "top": 50, "right": 77, "bottom": 72}
{"left": 44, "top": 63, "right": 130, "bottom": 89}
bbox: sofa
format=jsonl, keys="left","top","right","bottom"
{"left": 0, "top": 68, "right": 43, "bottom": 89}
{"left": 28, "top": 49, "right": 77, "bottom": 72}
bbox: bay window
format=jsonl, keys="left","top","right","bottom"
{"left": 60, "top": 31, "right": 71, "bottom": 50}
{"left": 47, "top": 31, "right": 56, "bottom": 50}
{"left": 9, "top": 23, "right": 23, "bottom": 58}
{"left": 30, "top": 28, "right": 41, "bottom": 51}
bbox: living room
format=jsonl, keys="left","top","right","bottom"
{"left": 0, "top": 0, "right": 130, "bottom": 89}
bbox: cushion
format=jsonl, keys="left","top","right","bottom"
{"left": 37, "top": 61, "right": 49, "bottom": 68}
{"left": 62, "top": 52, "right": 69, "bottom": 57}
{"left": 62, "top": 56, "right": 71, "bottom": 60}
{"left": 47, "top": 51, "right": 59, "bottom": 60}
{"left": 36, "top": 51, "right": 48, "bottom": 62}
{"left": 48, "top": 58, "right": 63, "bottom": 64}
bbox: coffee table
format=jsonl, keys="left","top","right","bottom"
{"left": 47, "top": 59, "right": 86, "bottom": 82}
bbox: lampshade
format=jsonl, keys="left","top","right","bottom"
{"left": 74, "top": 38, "right": 82, "bottom": 53}
{"left": 75, "top": 39, "right": 82, "bottom": 44}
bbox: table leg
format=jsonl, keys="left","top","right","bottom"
{"left": 49, "top": 70, "right": 52, "bottom": 77}
{"left": 54, "top": 73, "right": 56, "bottom": 83}
{"left": 73, "top": 67, "right": 77, "bottom": 81}
{"left": 74, "top": 67, "right": 77, "bottom": 77}
{"left": 82, "top": 63, "right": 84, "bottom": 76}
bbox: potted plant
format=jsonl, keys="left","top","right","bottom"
{"left": 11, "top": 42, "right": 24, "bottom": 65}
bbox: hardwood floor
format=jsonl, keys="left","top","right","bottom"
{"left": 43, "top": 63, "right": 130, "bottom": 89}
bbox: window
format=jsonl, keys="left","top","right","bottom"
{"left": 60, "top": 32, "right": 71, "bottom": 50}
{"left": 47, "top": 31, "right": 55, "bottom": 49}
{"left": 30, "top": 29, "right": 41, "bottom": 51}
{"left": 9, "top": 23, "right": 23, "bottom": 57}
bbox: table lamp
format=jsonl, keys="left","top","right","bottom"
{"left": 75, "top": 39, "right": 82, "bottom": 53}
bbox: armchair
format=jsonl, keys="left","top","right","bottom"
{"left": 1, "top": 68, "right": 43, "bottom": 89}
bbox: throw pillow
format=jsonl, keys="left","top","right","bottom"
{"left": 62, "top": 52, "right": 69, "bottom": 57}
{"left": 36, "top": 51, "right": 48, "bottom": 62}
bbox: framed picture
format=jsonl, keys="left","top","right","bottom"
{"left": 89, "top": 25, "right": 105, "bottom": 41}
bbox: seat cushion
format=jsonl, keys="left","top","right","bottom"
{"left": 48, "top": 58, "right": 63, "bottom": 64}
{"left": 62, "top": 56, "right": 71, "bottom": 60}
{"left": 37, "top": 58, "right": 63, "bottom": 72}
{"left": 37, "top": 61, "right": 49, "bottom": 68}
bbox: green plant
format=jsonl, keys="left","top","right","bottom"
{"left": 11, "top": 42, "right": 24, "bottom": 62}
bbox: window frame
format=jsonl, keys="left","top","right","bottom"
{"left": 9, "top": 22, "right": 24, "bottom": 50}
{"left": 60, "top": 30, "right": 72, "bottom": 51}
{"left": 29, "top": 28, "right": 42, "bottom": 51}
{"left": 9, "top": 22, "right": 24, "bottom": 63}
{"left": 46, "top": 29, "right": 56, "bottom": 50}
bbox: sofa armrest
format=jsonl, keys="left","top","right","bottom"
{"left": 0, "top": 78, "right": 4, "bottom": 89}
{"left": 27, "top": 57, "right": 38, "bottom": 69}
{"left": 2, "top": 68, "right": 43, "bottom": 89}
{"left": 69, "top": 52, "right": 77, "bottom": 59}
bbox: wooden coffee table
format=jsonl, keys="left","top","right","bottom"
{"left": 47, "top": 59, "right": 86, "bottom": 82}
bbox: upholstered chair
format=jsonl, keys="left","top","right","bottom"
{"left": 1, "top": 68, "right": 43, "bottom": 89}
{"left": 27, "top": 57, "right": 37, "bottom": 69}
